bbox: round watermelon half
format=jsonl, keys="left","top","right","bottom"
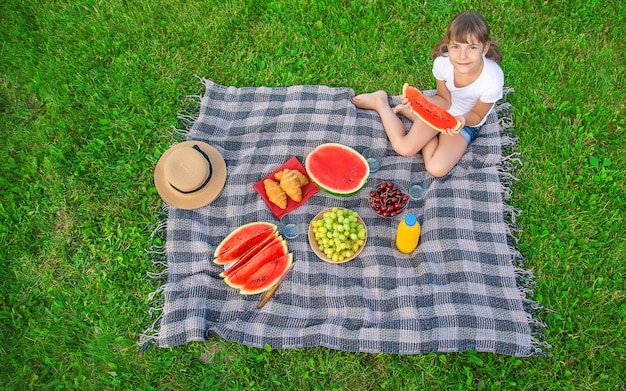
{"left": 305, "top": 143, "right": 369, "bottom": 197}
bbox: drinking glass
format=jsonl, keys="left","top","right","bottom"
{"left": 279, "top": 214, "right": 300, "bottom": 239}
{"left": 362, "top": 148, "right": 382, "bottom": 173}
{"left": 408, "top": 175, "right": 430, "bottom": 200}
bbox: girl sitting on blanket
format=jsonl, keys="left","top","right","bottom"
{"left": 351, "top": 11, "right": 504, "bottom": 177}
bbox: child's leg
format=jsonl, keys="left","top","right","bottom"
{"left": 352, "top": 91, "right": 438, "bottom": 156}
{"left": 422, "top": 134, "right": 468, "bottom": 177}
{"left": 351, "top": 91, "right": 405, "bottom": 134}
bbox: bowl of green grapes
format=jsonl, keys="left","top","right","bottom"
{"left": 308, "top": 207, "right": 367, "bottom": 263}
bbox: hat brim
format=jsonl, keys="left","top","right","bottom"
{"left": 154, "top": 140, "right": 227, "bottom": 209}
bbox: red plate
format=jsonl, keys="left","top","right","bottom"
{"left": 253, "top": 156, "right": 319, "bottom": 219}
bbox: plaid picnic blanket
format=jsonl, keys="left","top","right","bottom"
{"left": 141, "top": 79, "right": 549, "bottom": 356}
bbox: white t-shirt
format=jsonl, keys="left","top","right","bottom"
{"left": 432, "top": 55, "right": 504, "bottom": 127}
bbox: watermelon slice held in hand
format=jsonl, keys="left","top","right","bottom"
{"left": 402, "top": 83, "right": 462, "bottom": 132}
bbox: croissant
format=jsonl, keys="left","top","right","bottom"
{"left": 273, "top": 169, "right": 288, "bottom": 182}
{"left": 275, "top": 169, "right": 309, "bottom": 186}
{"left": 293, "top": 170, "right": 309, "bottom": 186}
{"left": 263, "top": 179, "right": 287, "bottom": 209}
{"left": 275, "top": 169, "right": 303, "bottom": 202}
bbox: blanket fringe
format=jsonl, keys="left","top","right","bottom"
{"left": 140, "top": 79, "right": 208, "bottom": 352}
{"left": 176, "top": 96, "right": 201, "bottom": 134}
{"left": 139, "top": 206, "right": 171, "bottom": 352}
{"left": 140, "top": 80, "right": 205, "bottom": 352}
{"left": 496, "top": 89, "right": 550, "bottom": 356}
{"left": 174, "top": 77, "right": 204, "bottom": 137}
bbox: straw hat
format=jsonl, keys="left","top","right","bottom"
{"left": 154, "top": 141, "right": 227, "bottom": 209}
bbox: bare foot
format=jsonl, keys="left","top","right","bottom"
{"left": 350, "top": 90, "right": 389, "bottom": 111}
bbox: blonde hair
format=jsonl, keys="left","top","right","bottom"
{"left": 431, "top": 11, "right": 503, "bottom": 64}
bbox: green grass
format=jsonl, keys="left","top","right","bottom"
{"left": 1, "top": 0, "right": 624, "bottom": 389}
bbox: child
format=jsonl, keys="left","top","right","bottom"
{"left": 351, "top": 11, "right": 504, "bottom": 177}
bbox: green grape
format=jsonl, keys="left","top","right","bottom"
{"left": 312, "top": 208, "right": 367, "bottom": 262}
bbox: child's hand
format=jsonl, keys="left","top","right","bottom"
{"left": 442, "top": 115, "right": 465, "bottom": 136}
{"left": 392, "top": 98, "right": 416, "bottom": 119}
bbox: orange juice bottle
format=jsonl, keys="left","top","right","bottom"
{"left": 395, "top": 213, "right": 420, "bottom": 253}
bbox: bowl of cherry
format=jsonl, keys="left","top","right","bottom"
{"left": 369, "top": 181, "right": 410, "bottom": 218}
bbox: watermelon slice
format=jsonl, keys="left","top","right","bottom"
{"left": 304, "top": 143, "right": 369, "bottom": 197}
{"left": 219, "top": 233, "right": 281, "bottom": 278}
{"left": 213, "top": 222, "right": 277, "bottom": 265}
{"left": 402, "top": 83, "right": 463, "bottom": 132}
{"left": 240, "top": 253, "right": 294, "bottom": 295}
{"left": 224, "top": 238, "right": 289, "bottom": 289}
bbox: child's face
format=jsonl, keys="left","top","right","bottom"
{"left": 447, "top": 35, "right": 489, "bottom": 76}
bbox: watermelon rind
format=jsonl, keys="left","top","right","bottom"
{"left": 213, "top": 221, "right": 277, "bottom": 263}
{"left": 239, "top": 253, "right": 294, "bottom": 295}
{"left": 402, "top": 83, "right": 462, "bottom": 133}
{"left": 305, "top": 143, "right": 369, "bottom": 197}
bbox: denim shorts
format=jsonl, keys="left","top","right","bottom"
{"left": 459, "top": 125, "right": 481, "bottom": 145}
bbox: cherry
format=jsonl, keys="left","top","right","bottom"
{"left": 369, "top": 181, "right": 409, "bottom": 217}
